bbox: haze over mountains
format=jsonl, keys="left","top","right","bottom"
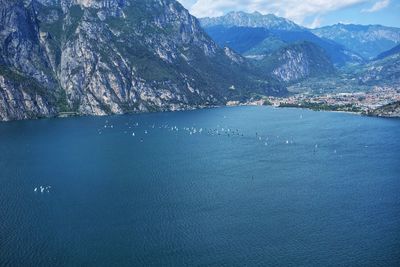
{"left": 312, "top": 24, "right": 400, "bottom": 59}
{"left": 200, "top": 11, "right": 301, "bottom": 31}
{"left": 200, "top": 11, "right": 400, "bottom": 86}
{"left": 0, "top": 1, "right": 399, "bottom": 121}
{"left": 200, "top": 11, "right": 400, "bottom": 62}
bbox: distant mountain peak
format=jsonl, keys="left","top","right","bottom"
{"left": 312, "top": 23, "right": 400, "bottom": 59}
{"left": 199, "top": 11, "right": 303, "bottom": 31}
{"left": 251, "top": 11, "right": 262, "bottom": 15}
{"left": 225, "top": 10, "right": 263, "bottom": 17}
{"left": 202, "top": 20, "right": 363, "bottom": 66}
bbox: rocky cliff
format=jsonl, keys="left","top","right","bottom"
{"left": 0, "top": 0, "right": 284, "bottom": 121}
{"left": 200, "top": 11, "right": 302, "bottom": 31}
{"left": 368, "top": 101, "right": 400, "bottom": 118}
{"left": 256, "top": 42, "right": 335, "bottom": 83}
{"left": 358, "top": 52, "right": 400, "bottom": 86}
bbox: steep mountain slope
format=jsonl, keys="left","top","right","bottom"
{"left": 0, "top": 65, "right": 57, "bottom": 120}
{"left": 312, "top": 24, "right": 400, "bottom": 59}
{"left": 286, "top": 45, "right": 400, "bottom": 94}
{"left": 203, "top": 26, "right": 271, "bottom": 54}
{"left": 0, "top": 0, "right": 284, "bottom": 121}
{"left": 267, "top": 30, "right": 362, "bottom": 65}
{"left": 200, "top": 11, "right": 301, "bottom": 31}
{"left": 0, "top": 0, "right": 60, "bottom": 120}
{"left": 368, "top": 101, "right": 400, "bottom": 118}
{"left": 358, "top": 53, "right": 400, "bottom": 85}
{"left": 244, "top": 36, "right": 287, "bottom": 57}
{"left": 376, "top": 44, "right": 400, "bottom": 60}
{"left": 255, "top": 42, "right": 335, "bottom": 83}
{"left": 200, "top": 13, "right": 362, "bottom": 66}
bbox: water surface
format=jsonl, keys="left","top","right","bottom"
{"left": 1, "top": 106, "right": 399, "bottom": 266}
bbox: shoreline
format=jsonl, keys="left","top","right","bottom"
{"left": 1, "top": 102, "right": 399, "bottom": 123}
{"left": 0, "top": 104, "right": 221, "bottom": 123}
{"left": 272, "top": 105, "right": 400, "bottom": 118}
{"left": 229, "top": 100, "right": 400, "bottom": 118}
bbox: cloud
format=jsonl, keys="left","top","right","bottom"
{"left": 308, "top": 16, "right": 323, "bottom": 29}
{"left": 177, "top": 0, "right": 197, "bottom": 8}
{"left": 179, "top": 0, "right": 367, "bottom": 25}
{"left": 361, "top": 0, "right": 390, "bottom": 13}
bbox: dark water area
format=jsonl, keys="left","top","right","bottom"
{"left": 1, "top": 106, "right": 399, "bottom": 266}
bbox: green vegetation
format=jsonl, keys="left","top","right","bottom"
{"left": 279, "top": 102, "right": 362, "bottom": 113}
{"left": 37, "top": 5, "right": 64, "bottom": 42}
{"left": 365, "top": 101, "right": 400, "bottom": 117}
{"left": 55, "top": 89, "right": 71, "bottom": 113}
{"left": 287, "top": 75, "right": 371, "bottom": 95}
{"left": 0, "top": 65, "right": 55, "bottom": 102}
{"left": 64, "top": 5, "right": 84, "bottom": 40}
{"left": 262, "top": 99, "right": 273, "bottom": 106}
{"left": 244, "top": 36, "right": 287, "bottom": 56}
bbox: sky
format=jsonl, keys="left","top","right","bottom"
{"left": 177, "top": 0, "right": 400, "bottom": 28}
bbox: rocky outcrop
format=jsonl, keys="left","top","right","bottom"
{"left": 200, "top": 11, "right": 302, "bottom": 31}
{"left": 0, "top": 0, "right": 285, "bottom": 121}
{"left": 359, "top": 54, "right": 400, "bottom": 86}
{"left": 368, "top": 101, "right": 400, "bottom": 118}
{"left": 0, "top": 0, "right": 55, "bottom": 85}
{"left": 0, "top": 66, "right": 56, "bottom": 121}
{"left": 257, "top": 42, "right": 335, "bottom": 83}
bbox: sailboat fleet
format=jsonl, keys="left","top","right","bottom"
{"left": 32, "top": 115, "right": 342, "bottom": 195}
{"left": 95, "top": 116, "right": 341, "bottom": 155}
{"left": 97, "top": 119, "right": 302, "bottom": 147}
{"left": 34, "top": 185, "right": 51, "bottom": 193}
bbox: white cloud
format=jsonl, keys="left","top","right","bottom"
{"left": 179, "top": 0, "right": 367, "bottom": 25}
{"left": 308, "top": 16, "right": 323, "bottom": 29}
{"left": 361, "top": 0, "right": 390, "bottom": 13}
{"left": 177, "top": 0, "right": 197, "bottom": 8}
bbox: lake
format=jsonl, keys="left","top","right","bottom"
{"left": 1, "top": 106, "right": 399, "bottom": 266}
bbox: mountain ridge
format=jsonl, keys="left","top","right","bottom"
{"left": 199, "top": 12, "right": 364, "bottom": 66}
{"left": 0, "top": 0, "right": 285, "bottom": 121}
{"left": 200, "top": 11, "right": 302, "bottom": 31}
{"left": 255, "top": 41, "right": 335, "bottom": 83}
{"left": 376, "top": 44, "right": 400, "bottom": 60}
{"left": 311, "top": 23, "right": 400, "bottom": 59}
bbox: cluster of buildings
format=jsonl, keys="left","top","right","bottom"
{"left": 263, "top": 86, "right": 400, "bottom": 113}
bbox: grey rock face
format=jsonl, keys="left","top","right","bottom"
{"left": 257, "top": 42, "right": 335, "bottom": 83}
{"left": 272, "top": 51, "right": 312, "bottom": 82}
{"left": 0, "top": 0, "right": 56, "bottom": 86}
{"left": 359, "top": 54, "right": 400, "bottom": 85}
{"left": 0, "top": 0, "right": 285, "bottom": 121}
{"left": 0, "top": 67, "right": 56, "bottom": 121}
{"left": 200, "top": 11, "right": 302, "bottom": 31}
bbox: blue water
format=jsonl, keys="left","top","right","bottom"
{"left": 1, "top": 106, "right": 400, "bottom": 266}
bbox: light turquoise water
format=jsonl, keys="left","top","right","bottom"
{"left": 1, "top": 106, "right": 399, "bottom": 266}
